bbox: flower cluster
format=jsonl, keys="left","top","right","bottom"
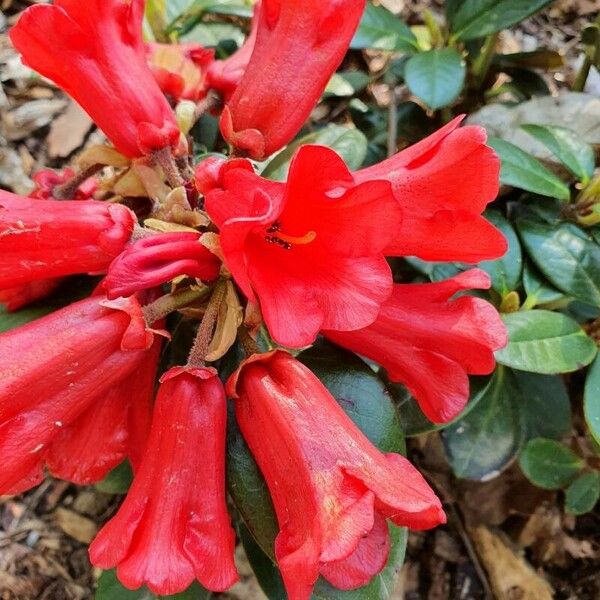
{"left": 4, "top": 1, "right": 507, "bottom": 598}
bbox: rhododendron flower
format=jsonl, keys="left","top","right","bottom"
{"left": 0, "top": 191, "right": 135, "bottom": 289}
{"left": 325, "top": 270, "right": 508, "bottom": 423}
{"left": 0, "top": 280, "right": 62, "bottom": 312}
{"left": 30, "top": 167, "right": 98, "bottom": 200}
{"left": 220, "top": 0, "right": 366, "bottom": 159}
{"left": 203, "top": 146, "right": 402, "bottom": 347}
{"left": 102, "top": 232, "right": 221, "bottom": 299}
{"left": 354, "top": 116, "right": 506, "bottom": 262}
{"left": 0, "top": 295, "right": 158, "bottom": 495}
{"left": 10, "top": 0, "right": 180, "bottom": 158}
{"left": 229, "top": 351, "right": 445, "bottom": 600}
{"left": 90, "top": 367, "right": 238, "bottom": 595}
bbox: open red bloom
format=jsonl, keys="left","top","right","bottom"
{"left": 229, "top": 351, "right": 445, "bottom": 600}
{"left": 10, "top": 0, "right": 180, "bottom": 158}
{"left": 0, "top": 295, "right": 158, "bottom": 495}
{"left": 203, "top": 146, "right": 402, "bottom": 347}
{"left": 102, "top": 232, "right": 221, "bottom": 299}
{"left": 90, "top": 367, "right": 238, "bottom": 595}
{"left": 0, "top": 191, "right": 135, "bottom": 289}
{"left": 220, "top": 0, "right": 366, "bottom": 159}
{"left": 354, "top": 116, "right": 506, "bottom": 262}
{"left": 325, "top": 270, "right": 507, "bottom": 423}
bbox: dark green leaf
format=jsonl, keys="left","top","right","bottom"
{"left": 519, "top": 438, "right": 584, "bottom": 489}
{"left": 351, "top": 3, "right": 418, "bottom": 52}
{"left": 584, "top": 355, "right": 600, "bottom": 445}
{"left": 95, "top": 461, "right": 133, "bottom": 495}
{"left": 449, "top": 0, "right": 555, "bottom": 41}
{"left": 565, "top": 472, "right": 600, "bottom": 515}
{"left": 522, "top": 261, "right": 565, "bottom": 308}
{"left": 478, "top": 210, "right": 522, "bottom": 295}
{"left": 518, "top": 220, "right": 600, "bottom": 307}
{"left": 487, "top": 137, "right": 570, "bottom": 200}
{"left": 495, "top": 310, "right": 597, "bottom": 374}
{"left": 442, "top": 368, "right": 523, "bottom": 481}
{"left": 404, "top": 49, "right": 466, "bottom": 110}
{"left": 521, "top": 124, "right": 596, "bottom": 184}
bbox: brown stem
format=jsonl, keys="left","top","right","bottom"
{"left": 195, "top": 89, "right": 222, "bottom": 121}
{"left": 143, "top": 286, "right": 211, "bottom": 325}
{"left": 151, "top": 147, "right": 185, "bottom": 188}
{"left": 53, "top": 164, "right": 103, "bottom": 200}
{"left": 239, "top": 325, "right": 260, "bottom": 357}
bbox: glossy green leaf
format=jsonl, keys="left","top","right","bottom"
{"left": 442, "top": 368, "right": 523, "bottom": 481}
{"left": 95, "top": 461, "right": 133, "bottom": 495}
{"left": 565, "top": 472, "right": 600, "bottom": 515}
{"left": 324, "top": 71, "right": 370, "bottom": 98}
{"left": 404, "top": 48, "right": 466, "bottom": 110}
{"left": 518, "top": 220, "right": 600, "bottom": 307}
{"left": 519, "top": 438, "right": 584, "bottom": 489}
{"left": 351, "top": 3, "right": 418, "bottom": 52}
{"left": 262, "top": 125, "right": 368, "bottom": 181}
{"left": 0, "top": 305, "right": 54, "bottom": 334}
{"left": 487, "top": 137, "right": 570, "bottom": 200}
{"left": 495, "top": 310, "right": 597, "bottom": 374}
{"left": 448, "top": 0, "right": 555, "bottom": 41}
{"left": 478, "top": 210, "right": 522, "bottom": 295}
{"left": 584, "top": 356, "right": 600, "bottom": 445}
{"left": 180, "top": 22, "right": 244, "bottom": 46}
{"left": 521, "top": 124, "right": 595, "bottom": 184}
{"left": 522, "top": 261, "right": 565, "bottom": 308}
{"left": 513, "top": 370, "right": 572, "bottom": 440}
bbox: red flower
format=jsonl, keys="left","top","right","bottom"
{"left": 0, "top": 280, "right": 61, "bottom": 312}
{"left": 147, "top": 43, "right": 215, "bottom": 102}
{"left": 203, "top": 146, "right": 402, "bottom": 348}
{"left": 0, "top": 191, "right": 135, "bottom": 289}
{"left": 229, "top": 351, "right": 445, "bottom": 600}
{"left": 0, "top": 295, "right": 158, "bottom": 495}
{"left": 219, "top": 0, "right": 366, "bottom": 159}
{"left": 325, "top": 270, "right": 508, "bottom": 423}
{"left": 30, "top": 167, "right": 98, "bottom": 200}
{"left": 354, "top": 116, "right": 506, "bottom": 262}
{"left": 90, "top": 367, "right": 238, "bottom": 595}
{"left": 102, "top": 232, "right": 221, "bottom": 299}
{"left": 10, "top": 0, "right": 180, "bottom": 158}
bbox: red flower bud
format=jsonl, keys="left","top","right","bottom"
{"left": 102, "top": 232, "right": 221, "bottom": 299}
{"left": 0, "top": 191, "right": 135, "bottom": 289}
{"left": 219, "top": 0, "right": 366, "bottom": 159}
{"left": 325, "top": 270, "right": 508, "bottom": 423}
{"left": 10, "top": 0, "right": 180, "bottom": 158}
{"left": 90, "top": 367, "right": 238, "bottom": 595}
{"left": 0, "top": 295, "right": 159, "bottom": 495}
{"left": 229, "top": 351, "right": 444, "bottom": 600}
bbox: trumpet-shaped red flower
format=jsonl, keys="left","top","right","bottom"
{"left": 0, "top": 280, "right": 61, "bottom": 312}
{"left": 0, "top": 295, "right": 158, "bottom": 495}
{"left": 354, "top": 116, "right": 506, "bottom": 262}
{"left": 229, "top": 351, "right": 445, "bottom": 600}
{"left": 90, "top": 367, "right": 238, "bottom": 595}
{"left": 0, "top": 191, "right": 135, "bottom": 289}
{"left": 102, "top": 232, "right": 221, "bottom": 299}
{"left": 10, "top": 0, "right": 180, "bottom": 158}
{"left": 220, "top": 0, "right": 366, "bottom": 159}
{"left": 203, "top": 146, "right": 402, "bottom": 347}
{"left": 325, "top": 270, "right": 507, "bottom": 423}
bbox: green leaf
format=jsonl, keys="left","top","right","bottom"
{"left": 522, "top": 261, "right": 565, "bottom": 308}
{"left": 519, "top": 438, "right": 584, "bottom": 489}
{"left": 518, "top": 220, "right": 600, "bottom": 307}
{"left": 495, "top": 310, "right": 597, "bottom": 374}
{"left": 487, "top": 137, "right": 570, "bottom": 200}
{"left": 521, "top": 124, "right": 596, "bottom": 184}
{"left": 478, "top": 210, "right": 522, "bottom": 295}
{"left": 323, "top": 72, "right": 370, "bottom": 99}
{"left": 448, "top": 0, "right": 555, "bottom": 41}
{"left": 0, "top": 305, "right": 53, "bottom": 334}
{"left": 442, "top": 368, "right": 523, "bottom": 481}
{"left": 492, "top": 50, "right": 564, "bottom": 70}
{"left": 262, "top": 125, "right": 368, "bottom": 181}
{"left": 513, "top": 370, "right": 572, "bottom": 440}
{"left": 404, "top": 49, "right": 466, "bottom": 110}
{"left": 565, "top": 472, "right": 600, "bottom": 515}
{"left": 180, "top": 22, "right": 244, "bottom": 46}
{"left": 95, "top": 461, "right": 133, "bottom": 495}
{"left": 584, "top": 356, "right": 600, "bottom": 445}
{"left": 351, "top": 3, "right": 418, "bottom": 52}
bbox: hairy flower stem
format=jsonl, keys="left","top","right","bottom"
{"left": 195, "top": 89, "right": 222, "bottom": 121}
{"left": 152, "top": 147, "right": 185, "bottom": 188}
{"left": 143, "top": 285, "right": 211, "bottom": 325}
{"left": 187, "top": 280, "right": 227, "bottom": 366}
{"left": 53, "top": 164, "right": 103, "bottom": 200}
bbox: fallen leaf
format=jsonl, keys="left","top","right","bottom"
{"left": 47, "top": 101, "right": 93, "bottom": 158}
{"left": 54, "top": 508, "right": 97, "bottom": 545}
{"left": 2, "top": 98, "right": 66, "bottom": 140}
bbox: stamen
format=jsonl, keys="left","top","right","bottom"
{"left": 264, "top": 221, "right": 317, "bottom": 250}
{"left": 276, "top": 230, "right": 317, "bottom": 245}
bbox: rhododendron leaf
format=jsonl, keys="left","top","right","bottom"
{"left": 522, "top": 261, "right": 565, "bottom": 308}
{"left": 404, "top": 49, "right": 466, "bottom": 110}
{"left": 442, "top": 367, "right": 523, "bottom": 481}
{"left": 487, "top": 137, "right": 570, "bottom": 200}
{"left": 584, "top": 356, "right": 600, "bottom": 445}
{"left": 351, "top": 3, "right": 418, "bottom": 52}
{"left": 0, "top": 305, "right": 53, "bottom": 334}
{"left": 518, "top": 220, "right": 600, "bottom": 308}
{"left": 95, "top": 461, "right": 133, "bottom": 495}
{"left": 518, "top": 438, "right": 584, "bottom": 490}
{"left": 495, "top": 310, "right": 597, "bottom": 374}
{"left": 565, "top": 472, "right": 600, "bottom": 516}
